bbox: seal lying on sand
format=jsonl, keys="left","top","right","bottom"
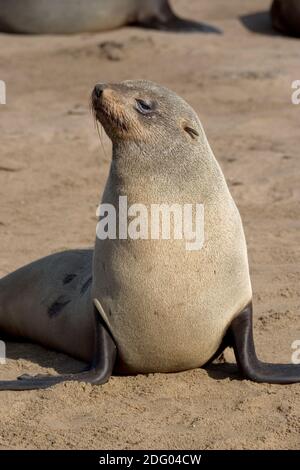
{"left": 0, "top": 0, "right": 220, "bottom": 34}
{"left": 271, "top": 0, "right": 300, "bottom": 37}
{"left": 0, "top": 80, "right": 299, "bottom": 390}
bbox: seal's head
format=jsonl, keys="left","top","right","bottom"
{"left": 91, "top": 80, "right": 203, "bottom": 155}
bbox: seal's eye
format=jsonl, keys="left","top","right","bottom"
{"left": 135, "top": 99, "right": 153, "bottom": 115}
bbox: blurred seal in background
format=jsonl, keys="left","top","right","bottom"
{"left": 0, "top": 0, "right": 220, "bottom": 34}
{"left": 271, "top": 0, "right": 300, "bottom": 37}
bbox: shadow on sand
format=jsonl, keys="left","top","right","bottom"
{"left": 240, "top": 10, "right": 277, "bottom": 36}
{"left": 138, "top": 18, "right": 222, "bottom": 34}
{"left": 2, "top": 338, "right": 85, "bottom": 375}
{"left": 204, "top": 362, "right": 244, "bottom": 382}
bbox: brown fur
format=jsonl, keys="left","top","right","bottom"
{"left": 271, "top": 0, "right": 300, "bottom": 37}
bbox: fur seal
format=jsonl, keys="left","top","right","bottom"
{"left": 271, "top": 0, "right": 300, "bottom": 38}
{"left": 0, "top": 0, "right": 219, "bottom": 34}
{"left": 0, "top": 80, "right": 299, "bottom": 390}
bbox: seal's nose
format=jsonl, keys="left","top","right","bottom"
{"left": 93, "top": 83, "right": 107, "bottom": 98}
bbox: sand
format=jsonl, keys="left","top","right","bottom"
{"left": 0, "top": 0, "right": 299, "bottom": 450}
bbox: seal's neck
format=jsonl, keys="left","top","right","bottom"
{"left": 108, "top": 138, "right": 230, "bottom": 202}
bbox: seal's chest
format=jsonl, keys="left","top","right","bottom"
{"left": 94, "top": 274, "right": 222, "bottom": 375}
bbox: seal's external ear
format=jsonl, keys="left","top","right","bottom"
{"left": 183, "top": 124, "right": 199, "bottom": 140}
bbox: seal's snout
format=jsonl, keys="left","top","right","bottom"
{"left": 93, "top": 83, "right": 107, "bottom": 99}
{"left": 92, "top": 83, "right": 108, "bottom": 109}
{"left": 92, "top": 83, "right": 110, "bottom": 115}
{"left": 92, "top": 82, "right": 131, "bottom": 137}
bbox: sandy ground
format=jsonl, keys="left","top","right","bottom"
{"left": 0, "top": 0, "right": 299, "bottom": 450}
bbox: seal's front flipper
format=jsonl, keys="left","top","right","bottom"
{"left": 229, "top": 303, "right": 300, "bottom": 384}
{"left": 0, "top": 310, "right": 117, "bottom": 391}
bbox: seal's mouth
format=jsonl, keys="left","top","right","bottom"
{"left": 91, "top": 84, "right": 129, "bottom": 134}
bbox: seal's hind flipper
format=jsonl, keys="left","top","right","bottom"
{"left": 229, "top": 303, "right": 300, "bottom": 384}
{"left": 0, "top": 310, "right": 117, "bottom": 391}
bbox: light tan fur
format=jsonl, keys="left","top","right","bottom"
{"left": 92, "top": 80, "right": 252, "bottom": 374}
